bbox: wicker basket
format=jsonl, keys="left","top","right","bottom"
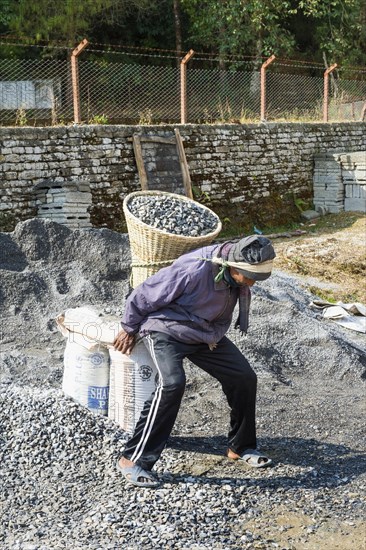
{"left": 123, "top": 190, "right": 222, "bottom": 288}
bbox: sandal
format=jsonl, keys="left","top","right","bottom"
{"left": 227, "top": 448, "right": 272, "bottom": 468}
{"left": 116, "top": 460, "right": 160, "bottom": 488}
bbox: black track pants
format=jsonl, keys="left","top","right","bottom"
{"left": 122, "top": 331, "right": 257, "bottom": 471}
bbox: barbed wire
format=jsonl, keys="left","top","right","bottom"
{"left": 0, "top": 34, "right": 262, "bottom": 60}
{"left": 83, "top": 48, "right": 179, "bottom": 61}
{"left": 0, "top": 36, "right": 366, "bottom": 74}
{"left": 0, "top": 40, "right": 70, "bottom": 52}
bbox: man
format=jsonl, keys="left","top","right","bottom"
{"left": 114, "top": 235, "right": 276, "bottom": 488}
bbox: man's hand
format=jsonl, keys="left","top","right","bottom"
{"left": 113, "top": 330, "right": 136, "bottom": 355}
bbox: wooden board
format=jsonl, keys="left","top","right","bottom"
{"left": 132, "top": 129, "right": 193, "bottom": 198}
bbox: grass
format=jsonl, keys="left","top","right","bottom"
{"left": 218, "top": 211, "right": 365, "bottom": 241}
{"left": 304, "top": 211, "right": 365, "bottom": 233}
{"left": 308, "top": 287, "right": 338, "bottom": 303}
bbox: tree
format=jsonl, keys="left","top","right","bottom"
{"left": 180, "top": 0, "right": 297, "bottom": 60}
{"left": 173, "top": 0, "right": 183, "bottom": 54}
{"left": 298, "top": 0, "right": 366, "bottom": 66}
{"left": 179, "top": 0, "right": 366, "bottom": 67}
{"left": 9, "top": 0, "right": 153, "bottom": 45}
{"left": 1, "top": 0, "right": 364, "bottom": 68}
{"left": 0, "top": 0, "right": 13, "bottom": 27}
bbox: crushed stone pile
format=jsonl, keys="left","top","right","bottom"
{"left": 0, "top": 218, "right": 131, "bottom": 385}
{"left": 1, "top": 218, "right": 365, "bottom": 550}
{"left": 127, "top": 194, "right": 219, "bottom": 236}
{"left": 1, "top": 218, "right": 364, "bottom": 388}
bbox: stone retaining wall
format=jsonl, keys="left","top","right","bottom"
{"left": 0, "top": 123, "right": 365, "bottom": 232}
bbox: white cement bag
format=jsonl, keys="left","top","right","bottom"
{"left": 56, "top": 307, "right": 121, "bottom": 350}
{"left": 57, "top": 307, "right": 117, "bottom": 416}
{"left": 109, "top": 339, "right": 158, "bottom": 434}
{"left": 62, "top": 339, "right": 110, "bottom": 415}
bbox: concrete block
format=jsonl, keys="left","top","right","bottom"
{"left": 340, "top": 152, "right": 366, "bottom": 166}
{"left": 313, "top": 199, "right": 326, "bottom": 209}
{"left": 344, "top": 197, "right": 366, "bottom": 212}
{"left": 61, "top": 205, "right": 90, "bottom": 213}
{"left": 301, "top": 210, "right": 321, "bottom": 220}
{"left": 344, "top": 185, "right": 353, "bottom": 198}
{"left": 327, "top": 204, "right": 344, "bottom": 213}
{"left": 314, "top": 191, "right": 326, "bottom": 200}
{"left": 354, "top": 169, "right": 366, "bottom": 181}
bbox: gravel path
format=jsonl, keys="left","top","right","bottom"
{"left": 1, "top": 219, "right": 365, "bottom": 550}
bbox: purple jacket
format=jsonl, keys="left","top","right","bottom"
{"left": 121, "top": 244, "right": 239, "bottom": 345}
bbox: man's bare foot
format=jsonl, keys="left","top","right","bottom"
{"left": 226, "top": 448, "right": 272, "bottom": 468}
{"left": 227, "top": 449, "right": 241, "bottom": 460}
{"left": 118, "top": 456, "right": 134, "bottom": 469}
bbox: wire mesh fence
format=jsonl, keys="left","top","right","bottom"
{"left": 0, "top": 56, "right": 72, "bottom": 125}
{"left": 266, "top": 69, "right": 324, "bottom": 122}
{"left": 187, "top": 65, "right": 258, "bottom": 123}
{"left": 78, "top": 59, "right": 180, "bottom": 124}
{"left": 0, "top": 42, "right": 365, "bottom": 126}
{"left": 328, "top": 72, "right": 366, "bottom": 122}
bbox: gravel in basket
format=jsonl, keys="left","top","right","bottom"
{"left": 123, "top": 191, "right": 222, "bottom": 287}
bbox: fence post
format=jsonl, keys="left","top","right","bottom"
{"left": 361, "top": 102, "right": 366, "bottom": 122}
{"left": 260, "top": 55, "right": 275, "bottom": 122}
{"left": 71, "top": 38, "right": 89, "bottom": 124}
{"left": 323, "top": 63, "right": 337, "bottom": 122}
{"left": 180, "top": 49, "right": 194, "bottom": 124}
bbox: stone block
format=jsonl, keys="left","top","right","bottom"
{"left": 301, "top": 210, "right": 320, "bottom": 221}
{"left": 345, "top": 184, "right": 366, "bottom": 199}
{"left": 340, "top": 152, "right": 366, "bottom": 166}
{"left": 326, "top": 204, "right": 344, "bottom": 213}
{"left": 344, "top": 185, "right": 353, "bottom": 198}
{"left": 354, "top": 169, "right": 366, "bottom": 181}
{"left": 344, "top": 197, "right": 366, "bottom": 212}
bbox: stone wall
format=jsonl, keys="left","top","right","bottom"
{"left": 0, "top": 122, "right": 365, "bottom": 232}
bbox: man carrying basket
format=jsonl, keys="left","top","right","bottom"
{"left": 114, "top": 235, "right": 276, "bottom": 488}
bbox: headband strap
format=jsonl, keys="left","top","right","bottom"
{"left": 211, "top": 256, "right": 274, "bottom": 274}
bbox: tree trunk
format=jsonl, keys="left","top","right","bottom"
{"left": 249, "top": 37, "right": 262, "bottom": 104}
{"left": 173, "top": 0, "right": 182, "bottom": 67}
